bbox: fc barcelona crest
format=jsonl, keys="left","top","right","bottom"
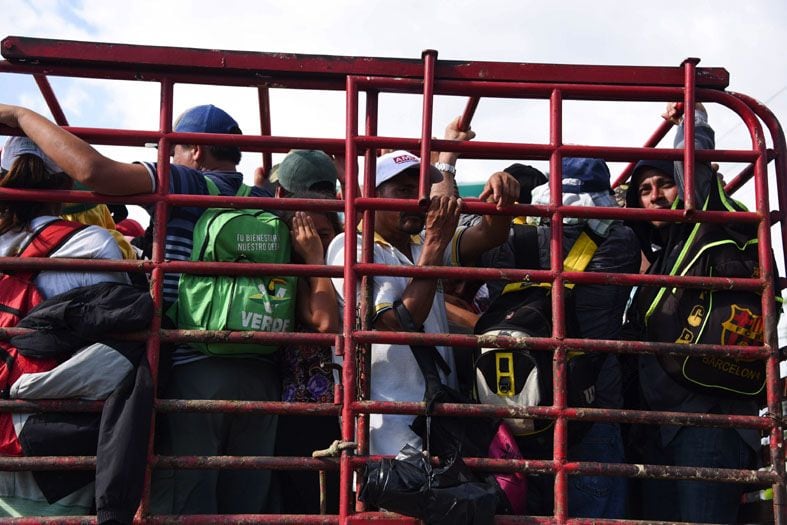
{"left": 720, "top": 305, "right": 763, "bottom": 346}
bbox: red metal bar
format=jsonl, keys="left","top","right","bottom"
{"left": 258, "top": 85, "right": 273, "bottom": 173}
{"left": 681, "top": 58, "right": 700, "bottom": 210}
{"left": 137, "top": 77, "right": 174, "bottom": 519}
{"left": 32, "top": 74, "right": 68, "bottom": 125}
{"left": 356, "top": 88, "right": 379, "bottom": 511}
{"left": 418, "top": 49, "right": 438, "bottom": 202}
{"left": 1, "top": 36, "right": 731, "bottom": 87}
{"left": 340, "top": 74, "right": 361, "bottom": 521}
{"left": 611, "top": 104, "right": 682, "bottom": 188}
{"left": 458, "top": 96, "right": 480, "bottom": 131}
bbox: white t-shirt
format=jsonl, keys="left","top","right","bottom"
{"left": 0, "top": 215, "right": 128, "bottom": 510}
{"left": 327, "top": 228, "right": 465, "bottom": 456}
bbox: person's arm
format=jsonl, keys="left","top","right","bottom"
{"left": 666, "top": 102, "right": 715, "bottom": 206}
{"left": 291, "top": 212, "right": 339, "bottom": 333}
{"left": 374, "top": 196, "right": 461, "bottom": 331}
{"left": 431, "top": 116, "right": 476, "bottom": 198}
{"left": 457, "top": 171, "right": 520, "bottom": 266}
{"left": 0, "top": 104, "right": 153, "bottom": 195}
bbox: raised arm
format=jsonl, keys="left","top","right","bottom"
{"left": 667, "top": 102, "right": 715, "bottom": 206}
{"left": 291, "top": 212, "right": 339, "bottom": 333}
{"left": 374, "top": 196, "right": 462, "bottom": 331}
{"left": 458, "top": 171, "right": 519, "bottom": 266}
{"left": 0, "top": 104, "right": 153, "bottom": 195}
{"left": 431, "top": 116, "right": 476, "bottom": 198}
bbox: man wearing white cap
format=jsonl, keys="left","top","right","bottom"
{"left": 327, "top": 149, "right": 519, "bottom": 456}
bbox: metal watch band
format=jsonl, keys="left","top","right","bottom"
{"left": 433, "top": 162, "right": 456, "bottom": 175}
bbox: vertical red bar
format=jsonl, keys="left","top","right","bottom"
{"left": 33, "top": 75, "right": 69, "bottom": 126}
{"left": 418, "top": 49, "right": 438, "bottom": 203}
{"left": 549, "top": 88, "right": 569, "bottom": 523}
{"left": 682, "top": 58, "right": 700, "bottom": 211}
{"left": 258, "top": 86, "right": 273, "bottom": 176}
{"left": 340, "top": 75, "right": 361, "bottom": 523}
{"left": 137, "top": 78, "right": 173, "bottom": 519}
{"left": 744, "top": 106, "right": 787, "bottom": 525}
{"left": 355, "top": 89, "right": 379, "bottom": 512}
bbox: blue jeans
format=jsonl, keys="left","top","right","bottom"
{"left": 523, "top": 423, "right": 627, "bottom": 518}
{"left": 568, "top": 422, "right": 627, "bottom": 518}
{"left": 642, "top": 425, "right": 756, "bottom": 523}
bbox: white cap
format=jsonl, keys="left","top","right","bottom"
{"left": 375, "top": 150, "right": 442, "bottom": 188}
{"left": 1, "top": 136, "right": 62, "bottom": 175}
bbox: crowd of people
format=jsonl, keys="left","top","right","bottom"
{"left": 0, "top": 99, "right": 775, "bottom": 524}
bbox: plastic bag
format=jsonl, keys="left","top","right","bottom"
{"left": 360, "top": 444, "right": 500, "bottom": 525}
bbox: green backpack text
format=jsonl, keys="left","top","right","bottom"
{"left": 173, "top": 177, "right": 296, "bottom": 356}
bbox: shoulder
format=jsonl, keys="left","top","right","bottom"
{"left": 147, "top": 162, "right": 209, "bottom": 196}
{"left": 53, "top": 225, "right": 124, "bottom": 260}
{"left": 326, "top": 233, "right": 347, "bottom": 264}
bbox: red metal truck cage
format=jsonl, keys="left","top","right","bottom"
{"left": 0, "top": 36, "right": 785, "bottom": 524}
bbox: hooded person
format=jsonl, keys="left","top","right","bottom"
{"left": 622, "top": 103, "right": 764, "bottom": 523}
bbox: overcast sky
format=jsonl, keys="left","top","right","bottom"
{"left": 2, "top": 0, "right": 786, "bottom": 244}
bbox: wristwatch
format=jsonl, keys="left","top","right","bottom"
{"left": 433, "top": 162, "right": 456, "bottom": 175}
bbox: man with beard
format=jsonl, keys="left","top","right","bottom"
{"left": 327, "top": 149, "right": 519, "bottom": 455}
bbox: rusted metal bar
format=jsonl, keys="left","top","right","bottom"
{"left": 1, "top": 36, "right": 731, "bottom": 87}
{"left": 351, "top": 401, "right": 772, "bottom": 430}
{"left": 340, "top": 74, "right": 361, "bottom": 520}
{"left": 156, "top": 400, "right": 340, "bottom": 416}
{"left": 731, "top": 95, "right": 787, "bottom": 524}
{"left": 418, "top": 49, "right": 438, "bottom": 202}
{"left": 258, "top": 85, "right": 273, "bottom": 172}
{"left": 155, "top": 455, "right": 339, "bottom": 470}
{"left": 32, "top": 74, "right": 68, "bottom": 125}
{"left": 458, "top": 96, "right": 480, "bottom": 131}
{"left": 611, "top": 103, "right": 682, "bottom": 189}
{"left": 355, "top": 87, "right": 379, "bottom": 513}
{"left": 681, "top": 58, "right": 700, "bottom": 210}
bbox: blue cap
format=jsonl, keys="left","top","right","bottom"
{"left": 561, "top": 158, "right": 611, "bottom": 194}
{"left": 174, "top": 104, "right": 241, "bottom": 134}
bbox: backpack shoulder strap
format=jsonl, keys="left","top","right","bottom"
{"left": 202, "top": 176, "right": 221, "bottom": 197}
{"left": 18, "top": 220, "right": 87, "bottom": 259}
{"left": 203, "top": 175, "right": 251, "bottom": 198}
{"left": 563, "top": 230, "right": 600, "bottom": 274}
{"left": 237, "top": 183, "right": 252, "bottom": 197}
{"left": 511, "top": 224, "right": 540, "bottom": 270}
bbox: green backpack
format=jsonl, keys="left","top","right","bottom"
{"left": 173, "top": 177, "right": 296, "bottom": 356}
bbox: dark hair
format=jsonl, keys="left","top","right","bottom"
{"left": 503, "top": 163, "right": 548, "bottom": 204}
{"left": 206, "top": 144, "right": 242, "bottom": 165}
{"left": 281, "top": 190, "right": 342, "bottom": 234}
{"left": 0, "top": 155, "right": 72, "bottom": 235}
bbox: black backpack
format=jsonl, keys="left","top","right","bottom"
{"left": 633, "top": 177, "right": 777, "bottom": 400}
{"left": 474, "top": 225, "right": 604, "bottom": 445}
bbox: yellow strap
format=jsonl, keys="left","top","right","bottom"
{"left": 563, "top": 232, "right": 598, "bottom": 273}
{"left": 501, "top": 231, "right": 598, "bottom": 295}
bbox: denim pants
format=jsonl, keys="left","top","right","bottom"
{"left": 641, "top": 425, "right": 756, "bottom": 523}
{"left": 524, "top": 422, "right": 627, "bottom": 518}
{"left": 568, "top": 422, "right": 627, "bottom": 518}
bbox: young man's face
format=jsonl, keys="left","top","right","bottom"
{"left": 637, "top": 168, "right": 679, "bottom": 229}
{"left": 375, "top": 171, "right": 427, "bottom": 236}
